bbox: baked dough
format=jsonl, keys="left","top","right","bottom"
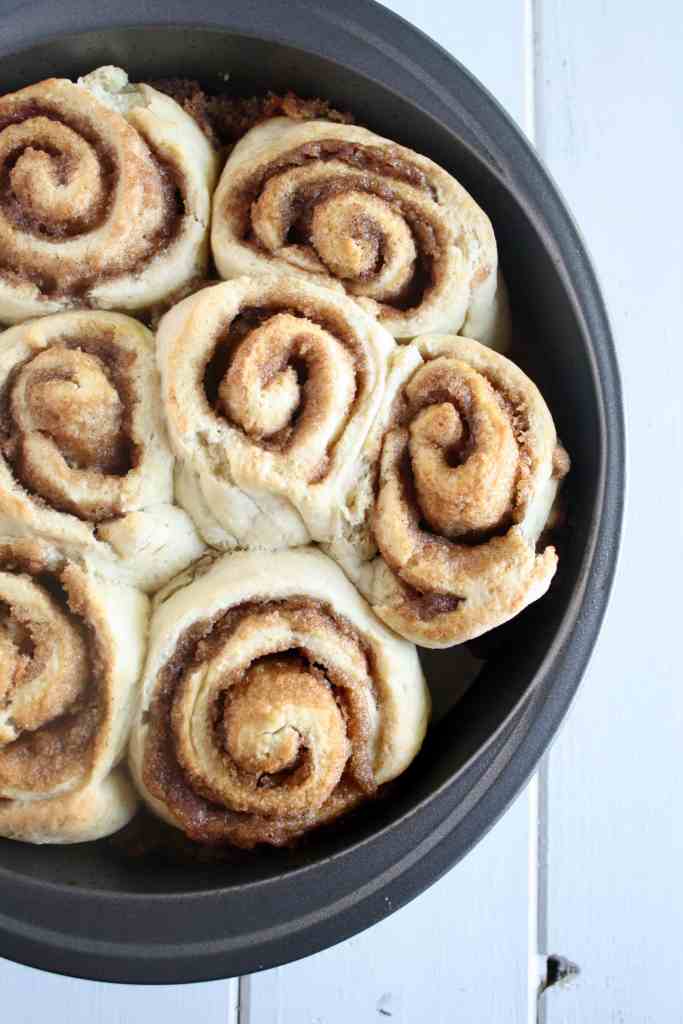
{"left": 158, "top": 275, "right": 395, "bottom": 551}
{"left": 330, "top": 335, "right": 570, "bottom": 647}
{"left": 129, "top": 547, "right": 429, "bottom": 847}
{"left": 0, "top": 66, "right": 218, "bottom": 325}
{"left": 0, "top": 311, "right": 205, "bottom": 591}
{"left": 211, "top": 118, "right": 510, "bottom": 347}
{"left": 0, "top": 537, "right": 147, "bottom": 843}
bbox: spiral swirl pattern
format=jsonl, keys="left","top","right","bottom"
{"left": 130, "top": 547, "right": 428, "bottom": 848}
{"left": 0, "top": 537, "right": 146, "bottom": 843}
{"left": 0, "top": 66, "right": 218, "bottom": 325}
{"left": 211, "top": 119, "right": 510, "bottom": 346}
{"left": 158, "top": 276, "right": 395, "bottom": 551}
{"left": 333, "top": 335, "right": 570, "bottom": 648}
{"left": 0, "top": 311, "right": 204, "bottom": 592}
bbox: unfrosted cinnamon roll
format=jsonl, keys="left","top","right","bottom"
{"left": 0, "top": 66, "right": 218, "bottom": 325}
{"left": 0, "top": 311, "right": 205, "bottom": 591}
{"left": 331, "top": 335, "right": 570, "bottom": 648}
{"left": 0, "top": 537, "right": 146, "bottom": 843}
{"left": 158, "top": 275, "right": 395, "bottom": 551}
{"left": 211, "top": 119, "right": 509, "bottom": 347}
{"left": 129, "top": 547, "right": 429, "bottom": 848}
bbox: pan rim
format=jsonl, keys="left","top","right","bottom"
{"left": 0, "top": 1, "right": 625, "bottom": 984}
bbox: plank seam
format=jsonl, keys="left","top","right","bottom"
{"left": 523, "top": 1, "right": 550, "bottom": 1021}
{"left": 237, "top": 974, "right": 250, "bottom": 1024}
{"left": 530, "top": 4, "right": 552, "bottom": 1021}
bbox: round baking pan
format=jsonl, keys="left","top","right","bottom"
{"left": 0, "top": 0, "right": 624, "bottom": 984}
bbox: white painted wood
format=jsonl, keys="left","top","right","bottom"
{"left": 245, "top": 2, "right": 537, "bottom": 1019}
{"left": 535, "top": 1, "right": 683, "bottom": 1021}
{"left": 0, "top": 961, "right": 236, "bottom": 1024}
{"left": 244, "top": 789, "right": 532, "bottom": 1024}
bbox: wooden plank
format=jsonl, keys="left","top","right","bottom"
{"left": 0, "top": 961, "right": 237, "bottom": 1024}
{"left": 245, "top": 1, "right": 535, "bottom": 1019}
{"left": 244, "top": 790, "right": 533, "bottom": 1024}
{"left": 535, "top": 1, "right": 683, "bottom": 1021}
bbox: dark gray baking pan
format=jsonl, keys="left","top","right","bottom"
{"left": 0, "top": 0, "right": 624, "bottom": 984}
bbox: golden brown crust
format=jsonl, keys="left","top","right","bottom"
{"left": 0, "top": 536, "right": 148, "bottom": 842}
{"left": 0, "top": 311, "right": 205, "bottom": 591}
{"left": 0, "top": 538, "right": 100, "bottom": 794}
{"left": 211, "top": 119, "right": 510, "bottom": 345}
{"left": 217, "top": 310, "right": 357, "bottom": 476}
{"left": 0, "top": 767, "right": 138, "bottom": 844}
{"left": 130, "top": 547, "right": 429, "bottom": 849}
{"left": 3, "top": 333, "right": 136, "bottom": 521}
{"left": 158, "top": 276, "right": 394, "bottom": 551}
{"left": 0, "top": 80, "right": 176, "bottom": 293}
{"left": 334, "top": 335, "right": 570, "bottom": 648}
{"left": 0, "top": 67, "right": 218, "bottom": 324}
{"left": 142, "top": 601, "right": 374, "bottom": 847}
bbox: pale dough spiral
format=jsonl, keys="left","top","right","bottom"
{"left": 0, "top": 537, "right": 147, "bottom": 843}
{"left": 330, "top": 335, "right": 570, "bottom": 647}
{"left": 129, "top": 547, "right": 429, "bottom": 848}
{"left": 211, "top": 119, "right": 510, "bottom": 347}
{"left": 0, "top": 311, "right": 205, "bottom": 591}
{"left": 158, "top": 275, "right": 395, "bottom": 551}
{"left": 0, "top": 66, "right": 218, "bottom": 325}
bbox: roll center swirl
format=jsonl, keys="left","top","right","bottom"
{"left": 0, "top": 332, "right": 142, "bottom": 523}
{"left": 222, "top": 659, "right": 346, "bottom": 782}
{"left": 0, "top": 74, "right": 198, "bottom": 307}
{"left": 144, "top": 597, "right": 382, "bottom": 842}
{"left": 0, "top": 570, "right": 88, "bottom": 752}
{"left": 217, "top": 312, "right": 357, "bottom": 475}
{"left": 250, "top": 165, "right": 420, "bottom": 304}
{"left": 12, "top": 347, "right": 126, "bottom": 473}
{"left": 2, "top": 118, "right": 107, "bottom": 236}
{"left": 170, "top": 606, "right": 361, "bottom": 819}
{"left": 403, "top": 357, "right": 518, "bottom": 538}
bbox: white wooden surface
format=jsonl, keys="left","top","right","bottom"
{"left": 2, "top": 2, "right": 678, "bottom": 1020}
{"left": 536, "top": 2, "right": 683, "bottom": 1021}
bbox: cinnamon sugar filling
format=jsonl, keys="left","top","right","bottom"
{"left": 229, "top": 141, "right": 445, "bottom": 316}
{"left": 374, "top": 361, "right": 542, "bottom": 622}
{"left": 0, "top": 333, "right": 141, "bottom": 522}
{"left": 0, "top": 101, "right": 185, "bottom": 297}
{"left": 202, "top": 300, "right": 368, "bottom": 483}
{"left": 0, "top": 543, "right": 105, "bottom": 796}
{"left": 143, "top": 597, "right": 381, "bottom": 847}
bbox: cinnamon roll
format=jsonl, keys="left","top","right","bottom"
{"left": 0, "top": 66, "right": 218, "bottom": 325}
{"left": 129, "top": 547, "right": 429, "bottom": 848}
{"left": 211, "top": 119, "right": 510, "bottom": 347}
{"left": 158, "top": 276, "right": 395, "bottom": 551}
{"left": 0, "top": 538, "right": 146, "bottom": 843}
{"left": 0, "top": 311, "right": 205, "bottom": 591}
{"left": 331, "top": 335, "right": 570, "bottom": 648}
